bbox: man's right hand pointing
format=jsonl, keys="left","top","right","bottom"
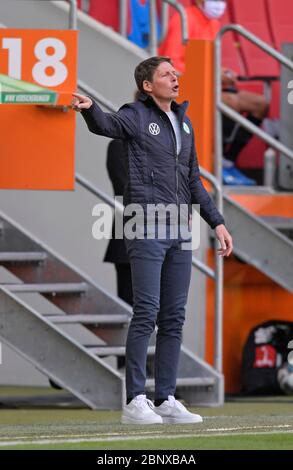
{"left": 71, "top": 93, "right": 93, "bottom": 112}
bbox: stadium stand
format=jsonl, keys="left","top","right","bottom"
{"left": 229, "top": 0, "right": 279, "bottom": 77}
{"left": 222, "top": 0, "right": 280, "bottom": 168}
{"left": 266, "top": 0, "right": 293, "bottom": 51}
{"left": 219, "top": 2, "right": 246, "bottom": 77}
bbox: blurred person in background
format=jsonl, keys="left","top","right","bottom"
{"left": 128, "top": 0, "right": 161, "bottom": 48}
{"left": 103, "top": 137, "right": 133, "bottom": 370}
{"left": 159, "top": 0, "right": 269, "bottom": 186}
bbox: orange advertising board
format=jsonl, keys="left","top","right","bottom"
{"left": 0, "top": 29, "right": 78, "bottom": 189}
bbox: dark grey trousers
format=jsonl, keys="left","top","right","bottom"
{"left": 124, "top": 225, "right": 192, "bottom": 401}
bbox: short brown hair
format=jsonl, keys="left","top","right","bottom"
{"left": 134, "top": 56, "right": 172, "bottom": 93}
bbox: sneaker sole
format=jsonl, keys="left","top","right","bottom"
{"left": 161, "top": 416, "right": 203, "bottom": 424}
{"left": 121, "top": 416, "right": 163, "bottom": 425}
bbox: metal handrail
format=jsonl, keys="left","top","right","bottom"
{"left": 161, "top": 0, "right": 188, "bottom": 43}
{"left": 31, "top": 0, "right": 77, "bottom": 29}
{"left": 160, "top": 1, "right": 169, "bottom": 45}
{"left": 76, "top": 173, "right": 124, "bottom": 212}
{"left": 149, "top": 0, "right": 158, "bottom": 57}
{"left": 119, "top": 0, "right": 128, "bottom": 38}
{"left": 200, "top": 163, "right": 223, "bottom": 375}
{"left": 67, "top": 0, "right": 77, "bottom": 30}
{"left": 150, "top": 0, "right": 188, "bottom": 56}
{"left": 75, "top": 80, "right": 219, "bottom": 282}
{"left": 219, "top": 101, "right": 293, "bottom": 163}
{"left": 78, "top": 79, "right": 118, "bottom": 112}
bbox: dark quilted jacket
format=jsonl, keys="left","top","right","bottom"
{"left": 81, "top": 92, "right": 225, "bottom": 229}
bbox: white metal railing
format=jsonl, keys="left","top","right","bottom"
{"left": 67, "top": 0, "right": 77, "bottom": 29}
{"left": 149, "top": 0, "right": 188, "bottom": 56}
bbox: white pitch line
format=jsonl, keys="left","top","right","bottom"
{"left": 0, "top": 430, "right": 293, "bottom": 447}
{"left": 204, "top": 415, "right": 293, "bottom": 419}
{"left": 0, "top": 423, "right": 291, "bottom": 441}
{"left": 204, "top": 424, "right": 292, "bottom": 432}
{"left": 0, "top": 430, "right": 165, "bottom": 442}
{"left": 0, "top": 425, "right": 292, "bottom": 447}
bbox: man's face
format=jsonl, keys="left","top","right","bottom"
{"left": 143, "top": 62, "right": 179, "bottom": 100}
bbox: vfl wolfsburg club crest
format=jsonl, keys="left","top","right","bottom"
{"left": 183, "top": 122, "right": 190, "bottom": 134}
{"left": 149, "top": 122, "right": 160, "bottom": 135}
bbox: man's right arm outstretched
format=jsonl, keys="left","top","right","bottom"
{"left": 71, "top": 93, "right": 138, "bottom": 140}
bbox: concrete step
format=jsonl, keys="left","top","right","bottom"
{"left": 224, "top": 186, "right": 276, "bottom": 195}
{"left": 45, "top": 313, "right": 130, "bottom": 324}
{"left": 2, "top": 282, "right": 88, "bottom": 294}
{"left": 0, "top": 251, "right": 47, "bottom": 263}
{"left": 85, "top": 345, "right": 156, "bottom": 356}
{"left": 145, "top": 377, "right": 215, "bottom": 388}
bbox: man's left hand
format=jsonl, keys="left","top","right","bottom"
{"left": 215, "top": 224, "right": 233, "bottom": 257}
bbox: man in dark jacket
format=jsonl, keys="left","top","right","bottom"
{"left": 104, "top": 139, "right": 133, "bottom": 371}
{"left": 104, "top": 139, "right": 133, "bottom": 307}
{"left": 103, "top": 92, "right": 139, "bottom": 308}
{"left": 72, "top": 56, "right": 233, "bottom": 425}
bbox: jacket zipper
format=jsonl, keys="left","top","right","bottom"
{"left": 161, "top": 112, "right": 182, "bottom": 216}
{"left": 169, "top": 121, "right": 179, "bottom": 209}
{"left": 163, "top": 116, "right": 179, "bottom": 209}
{"left": 150, "top": 169, "right": 156, "bottom": 206}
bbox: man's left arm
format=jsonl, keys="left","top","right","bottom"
{"left": 189, "top": 131, "right": 233, "bottom": 257}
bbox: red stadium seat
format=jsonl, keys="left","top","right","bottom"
{"left": 269, "top": 80, "right": 280, "bottom": 118}
{"left": 219, "top": 3, "right": 246, "bottom": 76}
{"left": 266, "top": 0, "right": 293, "bottom": 51}
{"left": 223, "top": 1, "right": 281, "bottom": 170}
{"left": 229, "top": 0, "right": 279, "bottom": 76}
{"left": 230, "top": 0, "right": 280, "bottom": 119}
{"left": 236, "top": 80, "right": 268, "bottom": 169}
{"left": 89, "top": 0, "right": 131, "bottom": 34}
{"left": 237, "top": 136, "right": 268, "bottom": 169}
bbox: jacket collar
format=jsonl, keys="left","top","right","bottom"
{"left": 138, "top": 92, "right": 189, "bottom": 119}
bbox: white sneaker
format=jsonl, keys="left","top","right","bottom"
{"left": 121, "top": 394, "right": 163, "bottom": 425}
{"left": 154, "top": 395, "right": 203, "bottom": 424}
